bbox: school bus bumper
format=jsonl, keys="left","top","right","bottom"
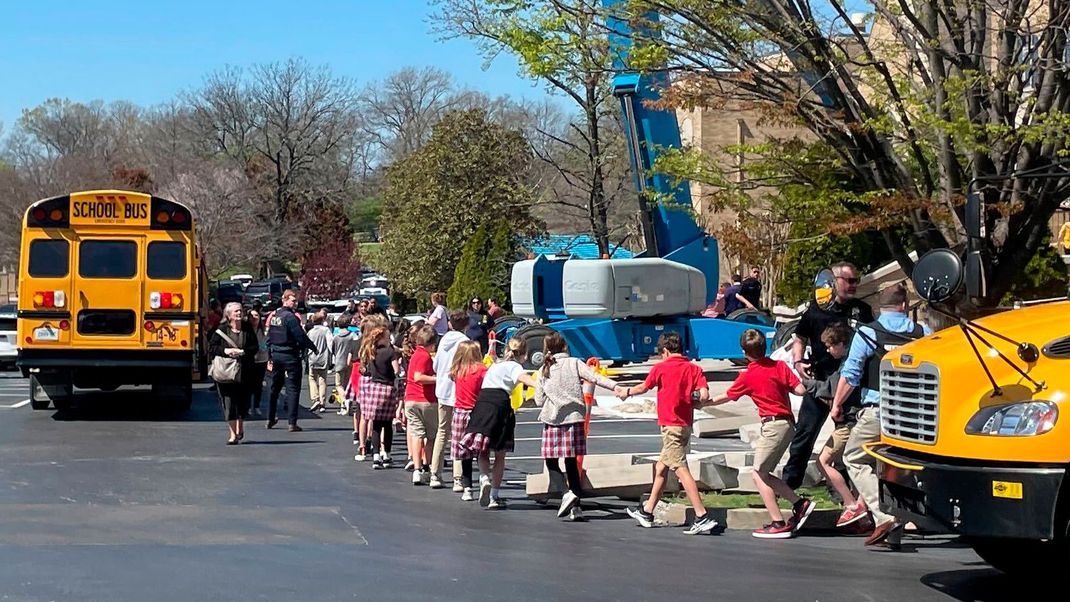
{"left": 18, "top": 348, "right": 193, "bottom": 370}
{"left": 877, "top": 444, "right": 1066, "bottom": 540}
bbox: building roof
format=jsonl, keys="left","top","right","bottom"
{"left": 525, "top": 234, "right": 636, "bottom": 259}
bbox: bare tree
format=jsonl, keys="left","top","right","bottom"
{"left": 188, "top": 58, "right": 363, "bottom": 261}
{"left": 358, "top": 66, "right": 469, "bottom": 161}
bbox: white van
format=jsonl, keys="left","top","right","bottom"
{"left": 0, "top": 304, "right": 16, "bottom": 370}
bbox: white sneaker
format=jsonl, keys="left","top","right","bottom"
{"left": 479, "top": 477, "right": 492, "bottom": 507}
{"left": 429, "top": 475, "right": 443, "bottom": 489}
{"left": 557, "top": 490, "right": 580, "bottom": 518}
{"left": 452, "top": 480, "right": 464, "bottom": 493}
{"left": 354, "top": 452, "right": 366, "bottom": 462}
{"left": 412, "top": 470, "right": 424, "bottom": 486}
{"left": 568, "top": 507, "right": 584, "bottom": 521}
{"left": 487, "top": 497, "right": 506, "bottom": 510}
{"left": 404, "top": 459, "right": 415, "bottom": 472}
{"left": 461, "top": 487, "right": 475, "bottom": 502}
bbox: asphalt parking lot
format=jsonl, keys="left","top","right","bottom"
{"left": 0, "top": 374, "right": 1021, "bottom": 601}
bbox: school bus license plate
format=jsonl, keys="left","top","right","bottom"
{"left": 33, "top": 326, "right": 59, "bottom": 341}
{"left": 992, "top": 480, "right": 1023, "bottom": 500}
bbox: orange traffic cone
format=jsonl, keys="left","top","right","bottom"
{"left": 578, "top": 357, "right": 600, "bottom": 475}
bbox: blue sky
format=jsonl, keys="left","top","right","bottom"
{"left": 0, "top": 0, "right": 546, "bottom": 129}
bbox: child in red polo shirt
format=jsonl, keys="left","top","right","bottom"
{"left": 706, "top": 329, "right": 812, "bottom": 539}
{"left": 621, "top": 332, "right": 718, "bottom": 535}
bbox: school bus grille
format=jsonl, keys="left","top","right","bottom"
{"left": 879, "top": 361, "right": 939, "bottom": 445}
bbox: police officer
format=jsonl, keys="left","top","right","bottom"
{"left": 266, "top": 289, "right": 316, "bottom": 432}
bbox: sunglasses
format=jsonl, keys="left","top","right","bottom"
{"left": 837, "top": 276, "right": 861, "bottom": 285}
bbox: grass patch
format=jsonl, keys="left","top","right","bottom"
{"left": 665, "top": 487, "right": 840, "bottom": 511}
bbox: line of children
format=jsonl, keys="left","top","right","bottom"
{"left": 345, "top": 319, "right": 838, "bottom": 536}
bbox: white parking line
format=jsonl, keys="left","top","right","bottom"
{"left": 0, "top": 399, "right": 31, "bottom": 409}
{"left": 516, "top": 418, "right": 646, "bottom": 425}
{"left": 514, "top": 434, "right": 663, "bottom": 442}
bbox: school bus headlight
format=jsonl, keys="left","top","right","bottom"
{"left": 966, "top": 401, "right": 1058, "bottom": 436}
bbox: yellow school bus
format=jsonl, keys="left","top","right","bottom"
{"left": 17, "top": 190, "right": 207, "bottom": 410}
{"left": 871, "top": 250, "right": 1070, "bottom": 574}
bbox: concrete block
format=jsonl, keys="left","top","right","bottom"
{"left": 738, "top": 423, "right": 762, "bottom": 447}
{"left": 688, "top": 457, "right": 739, "bottom": 491}
{"left": 725, "top": 469, "right": 760, "bottom": 494}
{"left": 653, "top": 501, "right": 694, "bottom": 527}
{"left": 694, "top": 415, "right": 757, "bottom": 438}
{"left": 801, "top": 460, "right": 826, "bottom": 488}
{"left": 526, "top": 454, "right": 679, "bottom": 502}
{"left": 709, "top": 451, "right": 754, "bottom": 469}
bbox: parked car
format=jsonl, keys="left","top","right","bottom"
{"left": 214, "top": 281, "right": 245, "bottom": 307}
{"left": 0, "top": 304, "right": 15, "bottom": 370}
{"left": 243, "top": 279, "right": 303, "bottom": 311}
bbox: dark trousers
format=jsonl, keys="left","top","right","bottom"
{"left": 247, "top": 362, "right": 267, "bottom": 410}
{"left": 782, "top": 391, "right": 829, "bottom": 490}
{"left": 369, "top": 419, "right": 393, "bottom": 455}
{"left": 268, "top": 357, "right": 302, "bottom": 425}
{"left": 546, "top": 457, "right": 583, "bottom": 496}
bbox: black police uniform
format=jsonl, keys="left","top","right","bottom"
{"left": 781, "top": 297, "right": 874, "bottom": 489}
{"left": 267, "top": 306, "right": 315, "bottom": 427}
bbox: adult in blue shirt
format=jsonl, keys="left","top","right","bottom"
{"left": 830, "top": 283, "right": 930, "bottom": 548}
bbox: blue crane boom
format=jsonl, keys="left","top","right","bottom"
{"left": 505, "top": 0, "right": 775, "bottom": 368}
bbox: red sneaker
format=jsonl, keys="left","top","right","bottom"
{"left": 752, "top": 522, "right": 794, "bottom": 539}
{"left": 790, "top": 498, "right": 816, "bottom": 532}
{"left": 836, "top": 505, "right": 868, "bottom": 528}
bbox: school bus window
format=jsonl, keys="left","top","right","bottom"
{"left": 79, "top": 240, "right": 137, "bottom": 279}
{"left": 28, "top": 239, "right": 69, "bottom": 277}
{"left": 147, "top": 241, "right": 187, "bottom": 279}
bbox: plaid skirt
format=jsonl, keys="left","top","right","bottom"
{"left": 541, "top": 423, "right": 587, "bottom": 458}
{"left": 359, "top": 380, "right": 398, "bottom": 422}
{"left": 459, "top": 388, "right": 515, "bottom": 453}
{"left": 450, "top": 408, "right": 474, "bottom": 460}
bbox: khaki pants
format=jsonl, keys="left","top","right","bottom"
{"left": 335, "top": 368, "right": 351, "bottom": 404}
{"left": 753, "top": 418, "right": 794, "bottom": 475}
{"left": 658, "top": 426, "right": 692, "bottom": 470}
{"left": 308, "top": 367, "right": 329, "bottom": 405}
{"left": 431, "top": 404, "right": 461, "bottom": 482}
{"left": 843, "top": 406, "right": 895, "bottom": 526}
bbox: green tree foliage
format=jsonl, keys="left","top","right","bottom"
{"left": 448, "top": 224, "right": 490, "bottom": 308}
{"left": 378, "top": 109, "right": 542, "bottom": 297}
{"left": 435, "top": 0, "right": 632, "bottom": 256}
{"left": 449, "top": 221, "right": 515, "bottom": 308}
{"left": 617, "top": 0, "right": 1070, "bottom": 308}
{"left": 1000, "top": 238, "right": 1069, "bottom": 305}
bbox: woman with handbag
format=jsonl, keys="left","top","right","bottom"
{"left": 209, "top": 302, "right": 259, "bottom": 445}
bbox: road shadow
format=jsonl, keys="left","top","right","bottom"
{"left": 239, "top": 440, "right": 321, "bottom": 446}
{"left": 920, "top": 568, "right": 1049, "bottom": 600}
{"left": 50, "top": 391, "right": 221, "bottom": 422}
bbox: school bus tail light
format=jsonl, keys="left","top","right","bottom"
{"left": 27, "top": 195, "right": 71, "bottom": 228}
{"left": 33, "top": 290, "right": 66, "bottom": 308}
{"left": 150, "top": 197, "right": 192, "bottom": 231}
{"left": 150, "top": 292, "right": 184, "bottom": 309}
{"left": 144, "top": 321, "right": 156, "bottom": 332}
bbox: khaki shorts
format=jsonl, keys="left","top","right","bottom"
{"left": 405, "top": 401, "right": 438, "bottom": 440}
{"left": 659, "top": 425, "right": 692, "bottom": 469}
{"left": 753, "top": 418, "right": 795, "bottom": 475}
{"left": 822, "top": 423, "right": 853, "bottom": 461}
